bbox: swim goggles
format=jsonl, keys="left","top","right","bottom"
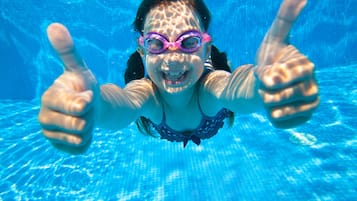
{"left": 139, "top": 30, "right": 211, "bottom": 54}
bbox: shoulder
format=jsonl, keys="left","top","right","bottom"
{"left": 199, "top": 70, "right": 231, "bottom": 96}
{"left": 124, "top": 78, "right": 159, "bottom": 102}
{"left": 124, "top": 78, "right": 154, "bottom": 90}
{"left": 198, "top": 70, "right": 231, "bottom": 116}
{"left": 124, "top": 78, "right": 162, "bottom": 120}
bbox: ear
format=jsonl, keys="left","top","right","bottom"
{"left": 205, "top": 42, "right": 212, "bottom": 60}
{"left": 137, "top": 46, "right": 145, "bottom": 58}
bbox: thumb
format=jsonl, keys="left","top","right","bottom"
{"left": 47, "top": 22, "right": 87, "bottom": 72}
{"left": 256, "top": 0, "right": 307, "bottom": 67}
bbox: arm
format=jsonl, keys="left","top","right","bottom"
{"left": 200, "top": 65, "right": 262, "bottom": 114}
{"left": 255, "top": 0, "right": 319, "bottom": 128}
{"left": 201, "top": 0, "right": 319, "bottom": 128}
{"left": 38, "top": 23, "right": 157, "bottom": 154}
{"left": 97, "top": 79, "right": 157, "bottom": 130}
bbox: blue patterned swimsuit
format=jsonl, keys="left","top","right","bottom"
{"left": 149, "top": 106, "right": 231, "bottom": 147}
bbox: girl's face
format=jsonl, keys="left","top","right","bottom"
{"left": 141, "top": 1, "right": 211, "bottom": 94}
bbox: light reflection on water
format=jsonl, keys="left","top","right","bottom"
{"left": 0, "top": 65, "right": 356, "bottom": 200}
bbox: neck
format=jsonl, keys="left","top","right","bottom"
{"left": 159, "top": 85, "right": 197, "bottom": 110}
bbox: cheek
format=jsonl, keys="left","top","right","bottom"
{"left": 145, "top": 55, "right": 161, "bottom": 71}
{"left": 189, "top": 55, "right": 205, "bottom": 75}
{"left": 144, "top": 55, "right": 163, "bottom": 81}
{"left": 190, "top": 48, "right": 208, "bottom": 74}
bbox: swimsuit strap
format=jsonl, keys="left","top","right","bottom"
{"left": 160, "top": 103, "right": 167, "bottom": 125}
{"left": 197, "top": 86, "right": 207, "bottom": 118}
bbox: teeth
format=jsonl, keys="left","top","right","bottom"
{"left": 163, "top": 72, "right": 185, "bottom": 80}
{"left": 170, "top": 72, "right": 182, "bottom": 76}
{"left": 165, "top": 72, "right": 183, "bottom": 76}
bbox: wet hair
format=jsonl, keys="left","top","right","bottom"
{"left": 125, "top": 0, "right": 234, "bottom": 136}
{"left": 134, "top": 0, "right": 211, "bottom": 35}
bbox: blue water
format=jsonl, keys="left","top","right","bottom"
{"left": 0, "top": 0, "right": 356, "bottom": 200}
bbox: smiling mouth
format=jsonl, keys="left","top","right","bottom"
{"left": 162, "top": 71, "right": 189, "bottom": 86}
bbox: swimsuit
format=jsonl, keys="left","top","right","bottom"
{"left": 149, "top": 65, "right": 231, "bottom": 147}
{"left": 149, "top": 106, "right": 231, "bottom": 147}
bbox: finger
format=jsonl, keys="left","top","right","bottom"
{"left": 271, "top": 115, "right": 312, "bottom": 129}
{"left": 259, "top": 46, "right": 315, "bottom": 90}
{"left": 268, "top": 96, "right": 319, "bottom": 121}
{"left": 257, "top": 0, "right": 307, "bottom": 66}
{"left": 41, "top": 86, "right": 94, "bottom": 116}
{"left": 260, "top": 79, "right": 318, "bottom": 107}
{"left": 47, "top": 22, "right": 87, "bottom": 72}
{"left": 269, "top": 44, "right": 302, "bottom": 64}
{"left": 42, "top": 129, "right": 91, "bottom": 147}
{"left": 267, "top": 0, "right": 307, "bottom": 44}
{"left": 38, "top": 107, "right": 94, "bottom": 135}
{"left": 50, "top": 138, "right": 92, "bottom": 155}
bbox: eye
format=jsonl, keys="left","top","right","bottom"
{"left": 181, "top": 36, "right": 200, "bottom": 49}
{"left": 145, "top": 38, "right": 164, "bottom": 51}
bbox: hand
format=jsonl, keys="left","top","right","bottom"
{"left": 38, "top": 23, "right": 99, "bottom": 154}
{"left": 255, "top": 0, "right": 319, "bottom": 128}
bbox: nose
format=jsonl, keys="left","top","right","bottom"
{"left": 162, "top": 56, "right": 183, "bottom": 71}
{"left": 167, "top": 45, "right": 179, "bottom": 51}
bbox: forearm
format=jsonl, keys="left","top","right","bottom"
{"left": 96, "top": 84, "right": 141, "bottom": 129}
{"left": 222, "top": 64, "right": 263, "bottom": 114}
{"left": 96, "top": 79, "right": 156, "bottom": 130}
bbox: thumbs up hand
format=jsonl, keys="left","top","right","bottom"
{"left": 38, "top": 23, "right": 99, "bottom": 154}
{"left": 255, "top": 0, "right": 319, "bottom": 128}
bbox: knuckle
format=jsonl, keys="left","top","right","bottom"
{"left": 263, "top": 87, "right": 294, "bottom": 105}
{"left": 307, "top": 82, "right": 318, "bottom": 96}
{"left": 68, "top": 136, "right": 84, "bottom": 146}
{"left": 262, "top": 73, "right": 282, "bottom": 88}
{"left": 271, "top": 109, "right": 283, "bottom": 119}
{"left": 287, "top": 58, "right": 310, "bottom": 75}
{"left": 282, "top": 87, "right": 294, "bottom": 99}
{"left": 41, "top": 129, "right": 52, "bottom": 138}
{"left": 38, "top": 111, "right": 50, "bottom": 125}
{"left": 68, "top": 94, "right": 92, "bottom": 113}
{"left": 311, "top": 81, "right": 319, "bottom": 94}
{"left": 41, "top": 88, "right": 53, "bottom": 103}
{"left": 65, "top": 115, "right": 91, "bottom": 133}
{"left": 73, "top": 97, "right": 88, "bottom": 111}
{"left": 297, "top": 80, "right": 318, "bottom": 99}
{"left": 74, "top": 118, "right": 88, "bottom": 132}
{"left": 69, "top": 133, "right": 91, "bottom": 147}
{"left": 263, "top": 93, "right": 275, "bottom": 103}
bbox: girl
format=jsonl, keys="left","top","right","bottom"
{"left": 39, "top": 0, "right": 319, "bottom": 154}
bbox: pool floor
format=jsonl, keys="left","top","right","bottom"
{"left": 0, "top": 65, "right": 356, "bottom": 200}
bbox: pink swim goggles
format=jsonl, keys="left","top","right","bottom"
{"left": 139, "top": 30, "right": 211, "bottom": 54}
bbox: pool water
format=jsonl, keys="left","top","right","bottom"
{"left": 1, "top": 0, "right": 356, "bottom": 200}
{"left": 1, "top": 64, "right": 356, "bottom": 200}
